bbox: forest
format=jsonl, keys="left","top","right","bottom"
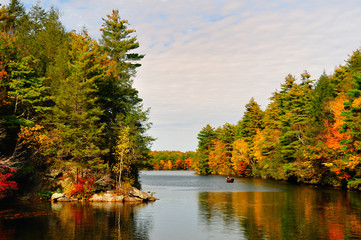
{"left": 193, "top": 50, "right": 361, "bottom": 190}
{"left": 0, "top": 1, "right": 153, "bottom": 199}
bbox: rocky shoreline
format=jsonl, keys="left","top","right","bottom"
{"left": 51, "top": 187, "right": 158, "bottom": 203}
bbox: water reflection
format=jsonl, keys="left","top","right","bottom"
{"left": 198, "top": 186, "right": 361, "bottom": 240}
{"left": 2, "top": 172, "right": 361, "bottom": 240}
{"left": 0, "top": 201, "right": 152, "bottom": 240}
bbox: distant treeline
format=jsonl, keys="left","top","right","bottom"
{"left": 193, "top": 49, "right": 361, "bottom": 190}
{"left": 144, "top": 151, "right": 196, "bottom": 170}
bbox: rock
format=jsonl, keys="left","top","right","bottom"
{"left": 94, "top": 174, "right": 114, "bottom": 192}
{"left": 89, "top": 193, "right": 125, "bottom": 202}
{"left": 115, "top": 195, "right": 124, "bottom": 202}
{"left": 147, "top": 196, "right": 159, "bottom": 202}
{"left": 124, "top": 196, "right": 143, "bottom": 202}
{"left": 128, "top": 187, "right": 151, "bottom": 200}
{"left": 103, "top": 193, "right": 116, "bottom": 202}
{"left": 89, "top": 194, "right": 105, "bottom": 202}
{"left": 47, "top": 169, "right": 63, "bottom": 179}
{"left": 51, "top": 193, "right": 71, "bottom": 202}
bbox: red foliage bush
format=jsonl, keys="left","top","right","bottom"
{"left": 69, "top": 174, "right": 95, "bottom": 199}
{"left": 0, "top": 165, "right": 18, "bottom": 198}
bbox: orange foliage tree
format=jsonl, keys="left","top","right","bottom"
{"left": 323, "top": 96, "right": 350, "bottom": 151}
{"left": 208, "top": 140, "right": 229, "bottom": 175}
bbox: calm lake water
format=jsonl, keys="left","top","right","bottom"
{"left": 1, "top": 170, "right": 361, "bottom": 240}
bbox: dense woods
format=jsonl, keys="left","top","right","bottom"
{"left": 194, "top": 51, "right": 361, "bottom": 190}
{"left": 0, "top": 1, "right": 152, "bottom": 199}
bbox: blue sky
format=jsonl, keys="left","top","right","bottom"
{"left": 3, "top": 0, "right": 361, "bottom": 152}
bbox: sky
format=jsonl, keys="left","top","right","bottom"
{"left": 3, "top": 0, "right": 361, "bottom": 152}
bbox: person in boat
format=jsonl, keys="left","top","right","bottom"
{"left": 226, "top": 176, "right": 234, "bottom": 182}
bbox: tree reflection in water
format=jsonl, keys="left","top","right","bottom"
{"left": 199, "top": 187, "right": 361, "bottom": 240}
{"left": 51, "top": 202, "right": 152, "bottom": 240}
{"left": 0, "top": 201, "right": 152, "bottom": 240}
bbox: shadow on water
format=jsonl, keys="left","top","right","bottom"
{"left": 0, "top": 201, "right": 152, "bottom": 240}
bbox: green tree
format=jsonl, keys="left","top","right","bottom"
{"left": 0, "top": 27, "right": 50, "bottom": 159}
{"left": 100, "top": 10, "right": 144, "bottom": 74}
{"left": 310, "top": 73, "right": 336, "bottom": 124}
{"left": 215, "top": 122, "right": 237, "bottom": 171}
{"left": 237, "top": 97, "right": 264, "bottom": 142}
{"left": 1, "top": 0, "right": 25, "bottom": 33}
{"left": 278, "top": 72, "right": 314, "bottom": 162}
{"left": 42, "top": 31, "right": 107, "bottom": 170}
{"left": 340, "top": 73, "right": 361, "bottom": 155}
{"left": 196, "top": 124, "right": 216, "bottom": 174}
{"left": 98, "top": 10, "right": 151, "bottom": 186}
{"left": 26, "top": 5, "right": 67, "bottom": 78}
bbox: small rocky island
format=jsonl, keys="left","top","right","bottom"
{"left": 44, "top": 171, "right": 158, "bottom": 203}
{"left": 51, "top": 187, "right": 158, "bottom": 203}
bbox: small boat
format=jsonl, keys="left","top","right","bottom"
{"left": 226, "top": 177, "right": 234, "bottom": 183}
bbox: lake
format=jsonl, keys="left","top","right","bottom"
{"left": 1, "top": 170, "right": 361, "bottom": 239}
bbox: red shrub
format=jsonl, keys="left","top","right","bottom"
{"left": 69, "top": 174, "right": 95, "bottom": 199}
{"left": 0, "top": 166, "right": 17, "bottom": 198}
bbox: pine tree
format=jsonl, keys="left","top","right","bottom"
{"left": 340, "top": 73, "right": 361, "bottom": 153}
{"left": 237, "top": 97, "right": 264, "bottom": 142}
{"left": 98, "top": 10, "right": 150, "bottom": 186}
{"left": 42, "top": 31, "right": 107, "bottom": 169}
{"left": 2, "top": 0, "right": 25, "bottom": 33}
{"left": 196, "top": 124, "right": 216, "bottom": 174}
{"left": 278, "top": 72, "right": 314, "bottom": 161}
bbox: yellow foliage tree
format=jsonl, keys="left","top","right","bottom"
{"left": 18, "top": 124, "right": 53, "bottom": 160}
{"left": 208, "top": 140, "right": 228, "bottom": 175}
{"left": 253, "top": 129, "right": 266, "bottom": 163}
{"left": 166, "top": 160, "right": 173, "bottom": 170}
{"left": 114, "top": 126, "right": 131, "bottom": 188}
{"left": 231, "top": 139, "right": 251, "bottom": 176}
{"left": 159, "top": 160, "right": 165, "bottom": 170}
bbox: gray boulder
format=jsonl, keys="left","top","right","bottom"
{"left": 88, "top": 194, "right": 105, "bottom": 202}
{"left": 103, "top": 193, "right": 116, "bottom": 202}
{"left": 89, "top": 192, "right": 125, "bottom": 202}
{"left": 51, "top": 193, "right": 71, "bottom": 202}
{"left": 128, "top": 187, "right": 158, "bottom": 201}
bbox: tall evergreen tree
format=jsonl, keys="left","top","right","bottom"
{"left": 2, "top": 0, "right": 25, "bottom": 33}
{"left": 278, "top": 72, "right": 314, "bottom": 161}
{"left": 237, "top": 97, "right": 263, "bottom": 142}
{"left": 42, "top": 31, "right": 108, "bottom": 170}
{"left": 340, "top": 73, "right": 361, "bottom": 153}
{"left": 311, "top": 73, "right": 335, "bottom": 124}
{"left": 196, "top": 124, "right": 216, "bottom": 174}
{"left": 98, "top": 10, "right": 150, "bottom": 185}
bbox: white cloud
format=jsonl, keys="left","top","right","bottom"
{"left": 3, "top": 0, "right": 361, "bottom": 151}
